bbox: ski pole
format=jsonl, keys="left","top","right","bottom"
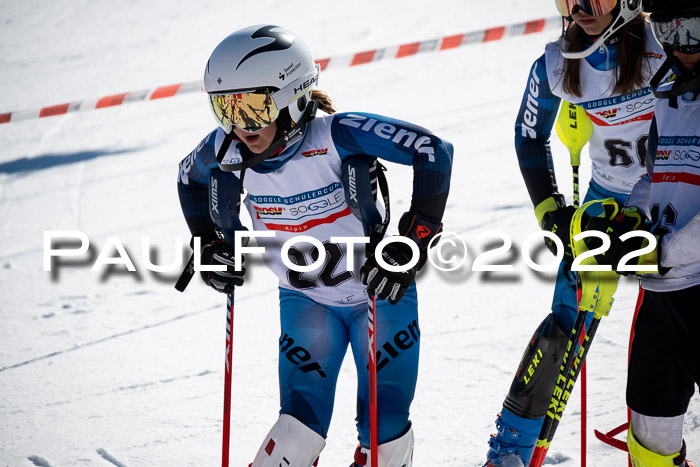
{"left": 174, "top": 253, "right": 235, "bottom": 466}
{"left": 341, "top": 157, "right": 391, "bottom": 465}
{"left": 176, "top": 170, "right": 245, "bottom": 466}
{"left": 532, "top": 297, "right": 609, "bottom": 465}
{"left": 530, "top": 295, "right": 589, "bottom": 466}
{"left": 341, "top": 156, "right": 391, "bottom": 465}
{"left": 222, "top": 292, "right": 234, "bottom": 467}
{"left": 530, "top": 199, "right": 619, "bottom": 467}
{"left": 555, "top": 101, "right": 593, "bottom": 467}
{"left": 531, "top": 272, "right": 616, "bottom": 466}
{"left": 207, "top": 170, "right": 245, "bottom": 467}
{"left": 368, "top": 292, "right": 379, "bottom": 466}
{"left": 594, "top": 287, "right": 644, "bottom": 466}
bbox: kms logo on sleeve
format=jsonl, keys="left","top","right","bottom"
{"left": 339, "top": 114, "right": 436, "bottom": 162}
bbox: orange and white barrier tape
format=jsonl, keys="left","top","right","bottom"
{"left": 0, "top": 17, "right": 560, "bottom": 124}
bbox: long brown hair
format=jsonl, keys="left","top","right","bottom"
{"left": 562, "top": 14, "right": 650, "bottom": 97}
{"left": 310, "top": 89, "right": 336, "bottom": 115}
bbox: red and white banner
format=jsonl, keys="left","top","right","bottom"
{"left": 0, "top": 17, "right": 560, "bottom": 124}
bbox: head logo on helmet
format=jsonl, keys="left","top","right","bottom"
{"left": 237, "top": 25, "right": 294, "bottom": 70}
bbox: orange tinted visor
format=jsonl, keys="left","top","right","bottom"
{"left": 554, "top": 0, "right": 617, "bottom": 17}
{"left": 209, "top": 89, "right": 280, "bottom": 133}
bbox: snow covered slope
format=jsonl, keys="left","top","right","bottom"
{"left": 1, "top": 1, "right": 698, "bottom": 465}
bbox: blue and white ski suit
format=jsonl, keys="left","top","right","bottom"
{"left": 178, "top": 111, "right": 453, "bottom": 448}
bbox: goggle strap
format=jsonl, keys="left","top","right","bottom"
{"left": 216, "top": 133, "right": 237, "bottom": 168}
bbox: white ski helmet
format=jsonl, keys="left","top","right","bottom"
{"left": 558, "top": 0, "right": 642, "bottom": 59}
{"left": 643, "top": 0, "right": 700, "bottom": 98}
{"left": 204, "top": 25, "right": 320, "bottom": 134}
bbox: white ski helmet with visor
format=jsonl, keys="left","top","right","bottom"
{"left": 204, "top": 25, "right": 320, "bottom": 134}
{"left": 644, "top": 0, "right": 700, "bottom": 54}
{"left": 643, "top": 0, "right": 700, "bottom": 99}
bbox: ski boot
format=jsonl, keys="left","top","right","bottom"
{"left": 250, "top": 414, "right": 324, "bottom": 467}
{"left": 629, "top": 430, "right": 695, "bottom": 467}
{"left": 484, "top": 410, "right": 542, "bottom": 466}
{"left": 350, "top": 426, "right": 413, "bottom": 466}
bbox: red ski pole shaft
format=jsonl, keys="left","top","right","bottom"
{"left": 222, "top": 292, "right": 234, "bottom": 467}
{"left": 582, "top": 360, "right": 587, "bottom": 467}
{"left": 368, "top": 293, "right": 378, "bottom": 466}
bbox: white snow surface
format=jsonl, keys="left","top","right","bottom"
{"left": 0, "top": 1, "right": 698, "bottom": 466}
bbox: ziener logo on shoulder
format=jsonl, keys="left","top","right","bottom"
{"left": 339, "top": 114, "right": 436, "bottom": 162}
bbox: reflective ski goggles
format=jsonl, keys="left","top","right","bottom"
{"left": 208, "top": 63, "right": 321, "bottom": 134}
{"left": 209, "top": 89, "right": 280, "bottom": 133}
{"left": 650, "top": 16, "right": 700, "bottom": 54}
{"left": 554, "top": 0, "right": 617, "bottom": 17}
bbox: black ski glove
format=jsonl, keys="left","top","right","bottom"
{"left": 535, "top": 195, "right": 577, "bottom": 260}
{"left": 200, "top": 239, "right": 246, "bottom": 293}
{"left": 360, "top": 211, "right": 442, "bottom": 305}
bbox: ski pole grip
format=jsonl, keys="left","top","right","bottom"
{"left": 174, "top": 252, "right": 195, "bottom": 292}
